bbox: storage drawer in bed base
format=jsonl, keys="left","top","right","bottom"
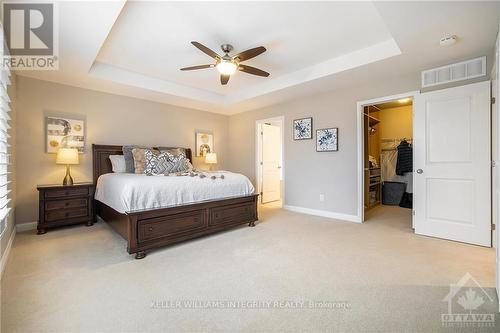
{"left": 97, "top": 194, "right": 259, "bottom": 259}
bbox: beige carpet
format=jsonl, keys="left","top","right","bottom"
{"left": 1, "top": 205, "right": 498, "bottom": 332}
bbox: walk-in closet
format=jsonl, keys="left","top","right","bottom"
{"left": 363, "top": 98, "right": 414, "bottom": 220}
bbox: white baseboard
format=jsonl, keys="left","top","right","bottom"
{"left": 16, "top": 221, "right": 37, "bottom": 232}
{"left": 284, "top": 205, "right": 361, "bottom": 223}
{"left": 1, "top": 228, "right": 16, "bottom": 279}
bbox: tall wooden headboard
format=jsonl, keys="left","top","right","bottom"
{"left": 92, "top": 144, "right": 193, "bottom": 183}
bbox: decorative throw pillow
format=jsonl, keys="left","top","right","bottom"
{"left": 143, "top": 149, "right": 193, "bottom": 175}
{"left": 123, "top": 145, "right": 151, "bottom": 173}
{"left": 131, "top": 148, "right": 150, "bottom": 174}
{"left": 167, "top": 152, "right": 193, "bottom": 173}
{"left": 157, "top": 147, "right": 186, "bottom": 157}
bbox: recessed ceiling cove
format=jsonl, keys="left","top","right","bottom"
{"left": 92, "top": 1, "right": 398, "bottom": 106}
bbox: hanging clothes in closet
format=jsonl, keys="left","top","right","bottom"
{"left": 396, "top": 139, "right": 413, "bottom": 175}
{"left": 396, "top": 139, "right": 413, "bottom": 209}
{"left": 380, "top": 139, "right": 413, "bottom": 208}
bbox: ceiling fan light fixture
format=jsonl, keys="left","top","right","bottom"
{"left": 181, "top": 42, "right": 269, "bottom": 85}
{"left": 216, "top": 60, "right": 237, "bottom": 75}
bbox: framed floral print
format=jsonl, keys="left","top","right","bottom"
{"left": 316, "top": 128, "right": 338, "bottom": 152}
{"left": 293, "top": 117, "right": 313, "bottom": 140}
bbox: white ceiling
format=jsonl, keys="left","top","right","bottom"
{"left": 15, "top": 1, "right": 500, "bottom": 115}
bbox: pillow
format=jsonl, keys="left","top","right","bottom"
{"left": 109, "top": 155, "right": 126, "bottom": 173}
{"left": 122, "top": 145, "right": 151, "bottom": 173}
{"left": 167, "top": 152, "right": 194, "bottom": 173}
{"left": 131, "top": 148, "right": 149, "bottom": 174}
{"left": 157, "top": 147, "right": 186, "bottom": 157}
{"left": 143, "top": 149, "right": 193, "bottom": 175}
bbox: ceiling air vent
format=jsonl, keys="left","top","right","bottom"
{"left": 421, "top": 56, "right": 486, "bottom": 88}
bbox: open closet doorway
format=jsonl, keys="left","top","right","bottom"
{"left": 256, "top": 116, "right": 284, "bottom": 207}
{"left": 360, "top": 94, "right": 416, "bottom": 227}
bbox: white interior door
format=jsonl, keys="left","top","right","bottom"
{"left": 261, "top": 124, "right": 281, "bottom": 203}
{"left": 414, "top": 81, "right": 491, "bottom": 246}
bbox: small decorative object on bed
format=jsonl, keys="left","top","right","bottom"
{"left": 46, "top": 115, "right": 85, "bottom": 153}
{"left": 195, "top": 131, "right": 214, "bottom": 157}
{"left": 293, "top": 117, "right": 313, "bottom": 140}
{"left": 316, "top": 128, "right": 338, "bottom": 152}
{"left": 92, "top": 144, "right": 258, "bottom": 260}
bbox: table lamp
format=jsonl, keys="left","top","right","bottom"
{"left": 56, "top": 148, "right": 79, "bottom": 185}
{"left": 205, "top": 152, "right": 217, "bottom": 171}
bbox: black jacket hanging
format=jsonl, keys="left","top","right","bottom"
{"left": 396, "top": 140, "right": 413, "bottom": 175}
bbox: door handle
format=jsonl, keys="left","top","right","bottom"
{"left": 416, "top": 169, "right": 423, "bottom": 174}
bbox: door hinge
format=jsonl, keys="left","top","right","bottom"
{"left": 260, "top": 161, "right": 263, "bottom": 165}
{"left": 261, "top": 131, "right": 263, "bottom": 136}
{"left": 492, "top": 97, "right": 496, "bottom": 105}
{"left": 492, "top": 224, "right": 496, "bottom": 231}
{"left": 492, "top": 161, "right": 496, "bottom": 168}
{"left": 412, "top": 209, "right": 416, "bottom": 216}
{"left": 260, "top": 192, "right": 263, "bottom": 196}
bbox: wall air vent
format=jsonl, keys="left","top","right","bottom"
{"left": 421, "top": 56, "right": 486, "bottom": 88}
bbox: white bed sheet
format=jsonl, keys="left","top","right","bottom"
{"left": 95, "top": 171, "right": 255, "bottom": 213}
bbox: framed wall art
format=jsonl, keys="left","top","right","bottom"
{"left": 195, "top": 131, "right": 214, "bottom": 157}
{"left": 293, "top": 117, "right": 312, "bottom": 140}
{"left": 45, "top": 115, "right": 86, "bottom": 153}
{"left": 316, "top": 128, "right": 338, "bottom": 152}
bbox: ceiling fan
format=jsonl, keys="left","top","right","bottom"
{"left": 180, "top": 41, "right": 270, "bottom": 85}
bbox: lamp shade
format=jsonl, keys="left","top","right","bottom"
{"left": 56, "top": 148, "right": 79, "bottom": 165}
{"left": 205, "top": 152, "right": 217, "bottom": 164}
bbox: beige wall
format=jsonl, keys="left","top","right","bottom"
{"left": 379, "top": 105, "right": 413, "bottom": 140}
{"left": 227, "top": 73, "right": 420, "bottom": 216}
{"left": 15, "top": 76, "right": 229, "bottom": 224}
{"left": 13, "top": 59, "right": 491, "bottom": 224}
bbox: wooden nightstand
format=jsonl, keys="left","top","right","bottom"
{"left": 37, "top": 183, "right": 96, "bottom": 234}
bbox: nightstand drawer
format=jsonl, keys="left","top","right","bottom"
{"left": 45, "top": 198, "right": 88, "bottom": 211}
{"left": 45, "top": 187, "right": 89, "bottom": 199}
{"left": 45, "top": 208, "right": 88, "bottom": 222}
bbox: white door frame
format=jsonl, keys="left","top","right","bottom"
{"left": 255, "top": 116, "right": 285, "bottom": 204}
{"left": 493, "top": 21, "right": 500, "bottom": 307}
{"left": 356, "top": 91, "right": 420, "bottom": 222}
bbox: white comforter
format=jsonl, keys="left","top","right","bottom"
{"left": 95, "top": 171, "right": 255, "bottom": 213}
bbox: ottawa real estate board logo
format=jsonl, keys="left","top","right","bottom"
{"left": 442, "top": 273, "right": 496, "bottom": 328}
{"left": 2, "top": 2, "right": 58, "bottom": 70}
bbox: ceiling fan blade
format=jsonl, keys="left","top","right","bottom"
{"left": 238, "top": 64, "right": 270, "bottom": 77}
{"left": 191, "top": 41, "right": 220, "bottom": 60}
{"left": 220, "top": 74, "right": 230, "bottom": 85}
{"left": 180, "top": 64, "right": 214, "bottom": 71}
{"left": 233, "top": 46, "right": 266, "bottom": 62}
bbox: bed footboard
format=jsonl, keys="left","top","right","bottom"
{"left": 97, "top": 194, "right": 259, "bottom": 259}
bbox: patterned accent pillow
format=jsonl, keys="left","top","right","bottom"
{"left": 143, "top": 149, "right": 193, "bottom": 175}
{"left": 167, "top": 152, "right": 193, "bottom": 173}
{"left": 157, "top": 147, "right": 186, "bottom": 157}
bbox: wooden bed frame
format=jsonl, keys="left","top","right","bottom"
{"left": 92, "top": 144, "right": 258, "bottom": 259}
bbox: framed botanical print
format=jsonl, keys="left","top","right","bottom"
{"left": 45, "top": 115, "right": 86, "bottom": 153}
{"left": 293, "top": 117, "right": 312, "bottom": 140}
{"left": 316, "top": 128, "right": 338, "bottom": 152}
{"left": 195, "top": 131, "right": 214, "bottom": 157}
